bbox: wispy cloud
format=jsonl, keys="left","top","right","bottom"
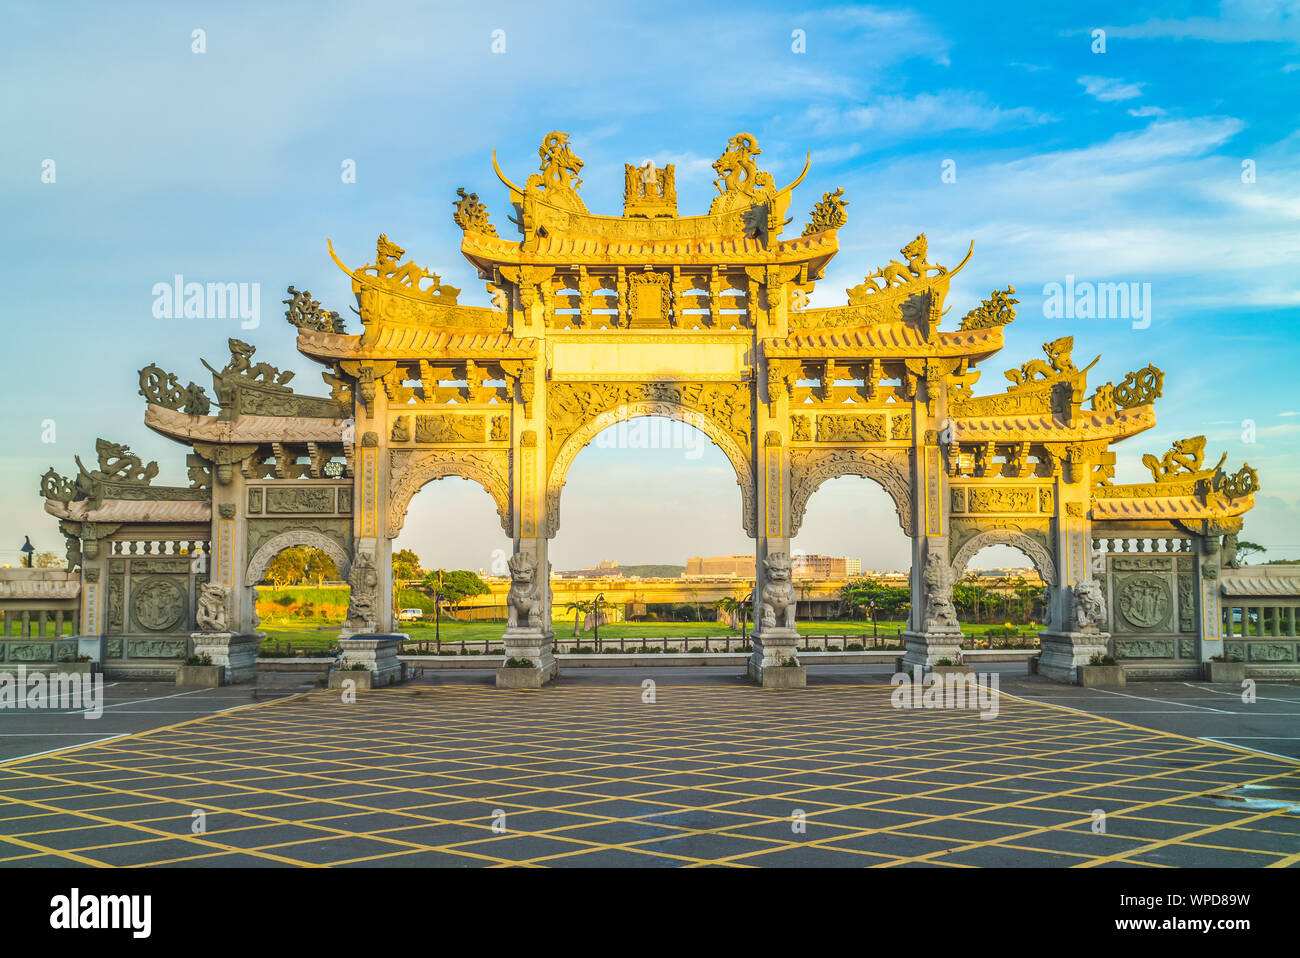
{"left": 805, "top": 91, "right": 1054, "bottom": 139}
{"left": 1078, "top": 76, "right": 1145, "bottom": 102}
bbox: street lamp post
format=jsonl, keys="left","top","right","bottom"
{"left": 19, "top": 537, "right": 34, "bottom": 569}
{"left": 593, "top": 592, "right": 604, "bottom": 652}
{"left": 870, "top": 599, "right": 878, "bottom": 642}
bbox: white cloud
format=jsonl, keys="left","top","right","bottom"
{"left": 1079, "top": 76, "right": 1145, "bottom": 102}
{"left": 806, "top": 91, "right": 1054, "bottom": 140}
{"left": 1127, "top": 105, "right": 1167, "bottom": 118}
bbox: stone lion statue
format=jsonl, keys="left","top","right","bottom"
{"left": 759, "top": 552, "right": 797, "bottom": 631}
{"left": 1072, "top": 581, "right": 1107, "bottom": 633}
{"left": 195, "top": 583, "right": 229, "bottom": 633}
{"left": 506, "top": 552, "right": 544, "bottom": 630}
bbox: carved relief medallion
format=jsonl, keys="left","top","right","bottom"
{"left": 1118, "top": 575, "right": 1170, "bottom": 630}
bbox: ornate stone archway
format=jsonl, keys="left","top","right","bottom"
{"left": 244, "top": 530, "right": 352, "bottom": 587}
{"left": 949, "top": 528, "right": 1056, "bottom": 586}
{"left": 59, "top": 129, "right": 1261, "bottom": 688}
{"left": 544, "top": 400, "right": 756, "bottom": 539}
{"left": 788, "top": 447, "right": 914, "bottom": 538}
{"left": 387, "top": 448, "right": 512, "bottom": 538}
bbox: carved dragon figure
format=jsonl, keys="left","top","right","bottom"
{"left": 1005, "top": 336, "right": 1077, "bottom": 387}
{"left": 537, "top": 131, "right": 584, "bottom": 193}
{"left": 1142, "top": 435, "right": 1223, "bottom": 482}
{"left": 452, "top": 187, "right": 497, "bottom": 236}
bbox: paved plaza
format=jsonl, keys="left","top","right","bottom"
{"left": 0, "top": 668, "right": 1297, "bottom": 868}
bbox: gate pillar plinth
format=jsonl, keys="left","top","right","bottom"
{"left": 497, "top": 628, "right": 557, "bottom": 689}
{"left": 901, "top": 629, "right": 964, "bottom": 670}
{"left": 339, "top": 634, "right": 405, "bottom": 686}
{"left": 1038, "top": 630, "right": 1111, "bottom": 684}
{"left": 748, "top": 628, "right": 805, "bottom": 688}
{"left": 191, "top": 631, "right": 262, "bottom": 684}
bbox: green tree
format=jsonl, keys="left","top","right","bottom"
{"left": 1236, "top": 541, "right": 1266, "bottom": 565}
{"left": 265, "top": 546, "right": 339, "bottom": 587}
{"left": 565, "top": 599, "right": 593, "bottom": 635}
{"left": 421, "top": 569, "right": 490, "bottom": 612}
{"left": 392, "top": 549, "right": 422, "bottom": 584}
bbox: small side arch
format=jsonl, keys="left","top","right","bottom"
{"left": 788, "top": 447, "right": 914, "bottom": 537}
{"left": 388, "top": 449, "right": 513, "bottom": 537}
{"left": 244, "top": 530, "right": 352, "bottom": 587}
{"left": 949, "top": 529, "right": 1056, "bottom": 585}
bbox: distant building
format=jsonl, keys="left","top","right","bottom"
{"left": 791, "top": 554, "right": 862, "bottom": 578}
{"left": 684, "top": 553, "right": 862, "bottom": 579}
{"left": 556, "top": 558, "right": 624, "bottom": 579}
{"left": 685, "top": 554, "right": 756, "bottom": 577}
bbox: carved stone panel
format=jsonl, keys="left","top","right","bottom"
{"left": 1115, "top": 573, "right": 1173, "bottom": 632}
{"left": 107, "top": 575, "right": 124, "bottom": 634}
{"left": 1247, "top": 642, "right": 1295, "bottom": 662}
{"left": 1178, "top": 571, "right": 1194, "bottom": 632}
{"left": 1114, "top": 638, "right": 1175, "bottom": 658}
{"left": 266, "top": 487, "right": 337, "bottom": 514}
{"left": 130, "top": 557, "right": 190, "bottom": 573}
{"left": 6, "top": 643, "right": 54, "bottom": 662}
{"left": 415, "top": 414, "right": 484, "bottom": 443}
{"left": 129, "top": 576, "right": 188, "bottom": 633}
{"left": 248, "top": 488, "right": 264, "bottom": 514}
{"left": 968, "top": 488, "right": 1038, "bottom": 513}
{"left": 127, "top": 638, "right": 189, "bottom": 658}
{"left": 816, "top": 414, "right": 886, "bottom": 443}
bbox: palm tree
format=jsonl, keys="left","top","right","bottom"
{"left": 714, "top": 596, "right": 740, "bottom": 629}
{"left": 565, "top": 599, "right": 593, "bottom": 636}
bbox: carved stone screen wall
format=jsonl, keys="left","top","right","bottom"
{"left": 36, "top": 131, "right": 1272, "bottom": 686}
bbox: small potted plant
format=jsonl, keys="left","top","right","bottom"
{"left": 930, "top": 655, "right": 974, "bottom": 676}
{"left": 328, "top": 661, "right": 374, "bottom": 690}
{"left": 1205, "top": 654, "right": 1245, "bottom": 684}
{"left": 176, "top": 652, "right": 224, "bottom": 688}
{"left": 1078, "top": 652, "right": 1125, "bottom": 688}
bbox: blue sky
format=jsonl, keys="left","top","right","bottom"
{"left": 2, "top": 0, "right": 1298, "bottom": 571}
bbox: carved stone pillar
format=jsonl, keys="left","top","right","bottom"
{"left": 1038, "top": 473, "right": 1107, "bottom": 682}
{"left": 498, "top": 348, "right": 556, "bottom": 689}
{"left": 902, "top": 418, "right": 964, "bottom": 669}
{"left": 748, "top": 323, "right": 803, "bottom": 688}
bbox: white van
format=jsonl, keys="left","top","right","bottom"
{"left": 398, "top": 608, "right": 424, "bottom": 622}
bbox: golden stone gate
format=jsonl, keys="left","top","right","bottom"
{"left": 36, "top": 131, "right": 1271, "bottom": 688}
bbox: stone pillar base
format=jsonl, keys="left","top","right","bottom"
{"left": 1038, "top": 630, "right": 1110, "bottom": 683}
{"left": 339, "top": 633, "right": 406, "bottom": 686}
{"left": 748, "top": 627, "right": 804, "bottom": 687}
{"left": 191, "top": 631, "right": 263, "bottom": 684}
{"left": 497, "top": 628, "right": 557, "bottom": 688}
{"left": 901, "top": 630, "right": 964, "bottom": 671}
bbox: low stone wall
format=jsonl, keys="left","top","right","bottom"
{"left": 401, "top": 649, "right": 1040, "bottom": 670}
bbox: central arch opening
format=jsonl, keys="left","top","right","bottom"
{"left": 550, "top": 414, "right": 754, "bottom": 653}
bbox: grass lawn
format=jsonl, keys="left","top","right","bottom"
{"left": 257, "top": 616, "right": 1041, "bottom": 653}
